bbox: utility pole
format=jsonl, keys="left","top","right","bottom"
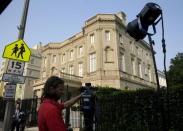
{"left": 3, "top": 0, "right": 30, "bottom": 131}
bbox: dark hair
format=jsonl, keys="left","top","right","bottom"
{"left": 41, "top": 76, "right": 64, "bottom": 99}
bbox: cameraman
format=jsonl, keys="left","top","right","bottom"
{"left": 38, "top": 76, "right": 83, "bottom": 131}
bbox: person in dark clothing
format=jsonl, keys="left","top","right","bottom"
{"left": 38, "top": 76, "right": 83, "bottom": 131}
{"left": 11, "top": 103, "right": 25, "bottom": 131}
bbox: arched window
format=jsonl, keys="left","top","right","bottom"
{"left": 105, "top": 46, "right": 113, "bottom": 62}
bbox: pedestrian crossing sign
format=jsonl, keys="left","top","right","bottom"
{"left": 2, "top": 40, "right": 31, "bottom": 62}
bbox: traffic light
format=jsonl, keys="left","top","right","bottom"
{"left": 0, "top": 0, "right": 12, "bottom": 14}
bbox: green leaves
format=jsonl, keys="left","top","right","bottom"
{"left": 168, "top": 53, "right": 183, "bottom": 88}
{"left": 95, "top": 87, "right": 183, "bottom": 131}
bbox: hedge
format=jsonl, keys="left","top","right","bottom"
{"left": 95, "top": 87, "right": 183, "bottom": 131}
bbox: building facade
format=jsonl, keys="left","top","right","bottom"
{"left": 158, "top": 70, "right": 167, "bottom": 88}
{"left": 0, "top": 59, "right": 9, "bottom": 96}
{"left": 33, "top": 12, "right": 157, "bottom": 98}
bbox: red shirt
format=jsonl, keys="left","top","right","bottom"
{"left": 38, "top": 98, "right": 67, "bottom": 131}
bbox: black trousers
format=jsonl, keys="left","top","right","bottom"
{"left": 11, "top": 120, "right": 21, "bottom": 131}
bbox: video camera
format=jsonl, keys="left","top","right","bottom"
{"left": 80, "top": 83, "right": 95, "bottom": 131}
{"left": 80, "top": 83, "right": 95, "bottom": 110}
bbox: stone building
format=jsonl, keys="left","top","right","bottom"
{"left": 33, "top": 12, "right": 157, "bottom": 98}
{"left": 0, "top": 59, "right": 9, "bottom": 96}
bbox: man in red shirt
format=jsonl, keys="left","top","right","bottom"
{"left": 38, "top": 76, "right": 83, "bottom": 131}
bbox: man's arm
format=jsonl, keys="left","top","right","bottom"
{"left": 64, "top": 93, "right": 82, "bottom": 108}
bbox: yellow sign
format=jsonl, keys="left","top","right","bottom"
{"left": 2, "top": 40, "right": 31, "bottom": 62}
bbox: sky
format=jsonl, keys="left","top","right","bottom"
{"left": 0, "top": 0, "right": 183, "bottom": 71}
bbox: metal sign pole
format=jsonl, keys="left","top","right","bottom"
{"left": 2, "top": 100, "right": 14, "bottom": 131}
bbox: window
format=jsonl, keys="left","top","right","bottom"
{"left": 78, "top": 63, "right": 83, "bottom": 77}
{"left": 69, "top": 65, "right": 74, "bottom": 75}
{"left": 52, "top": 55, "right": 56, "bottom": 64}
{"left": 119, "top": 34, "right": 123, "bottom": 44}
{"left": 90, "top": 34, "right": 95, "bottom": 44}
{"left": 148, "top": 66, "right": 152, "bottom": 82}
{"left": 105, "top": 31, "right": 110, "bottom": 41}
{"left": 105, "top": 47, "right": 113, "bottom": 62}
{"left": 78, "top": 46, "right": 83, "bottom": 56}
{"left": 130, "top": 41, "right": 134, "bottom": 53}
{"left": 89, "top": 53, "right": 96, "bottom": 72}
{"left": 121, "top": 54, "right": 125, "bottom": 72}
{"left": 42, "top": 71, "right": 46, "bottom": 78}
{"left": 62, "top": 54, "right": 66, "bottom": 62}
{"left": 131, "top": 58, "right": 135, "bottom": 75}
{"left": 145, "top": 67, "right": 147, "bottom": 76}
{"left": 70, "top": 50, "right": 74, "bottom": 60}
{"left": 44, "top": 57, "right": 47, "bottom": 65}
{"left": 138, "top": 62, "right": 142, "bottom": 78}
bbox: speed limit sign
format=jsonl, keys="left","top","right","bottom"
{"left": 6, "top": 60, "right": 25, "bottom": 75}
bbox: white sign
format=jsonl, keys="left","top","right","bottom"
{"left": 2, "top": 73, "right": 25, "bottom": 84}
{"left": 4, "top": 84, "right": 16, "bottom": 99}
{"left": 7, "top": 60, "right": 25, "bottom": 75}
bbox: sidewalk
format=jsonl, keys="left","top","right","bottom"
{"left": 24, "top": 127, "right": 38, "bottom": 131}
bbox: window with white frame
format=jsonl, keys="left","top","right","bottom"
{"left": 121, "top": 53, "right": 125, "bottom": 72}
{"left": 89, "top": 53, "right": 96, "bottom": 72}
{"left": 138, "top": 62, "right": 142, "bottom": 78}
{"left": 105, "top": 31, "right": 110, "bottom": 41}
{"left": 70, "top": 50, "right": 74, "bottom": 60}
{"left": 52, "top": 55, "right": 56, "bottom": 64}
{"left": 78, "top": 63, "right": 83, "bottom": 77}
{"left": 131, "top": 58, "right": 136, "bottom": 75}
{"left": 69, "top": 65, "right": 74, "bottom": 75}
{"left": 62, "top": 53, "right": 65, "bottom": 62}
{"left": 78, "top": 46, "right": 83, "bottom": 56}
{"left": 90, "top": 34, "right": 95, "bottom": 44}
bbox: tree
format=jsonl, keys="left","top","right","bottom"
{"left": 167, "top": 53, "right": 183, "bottom": 88}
